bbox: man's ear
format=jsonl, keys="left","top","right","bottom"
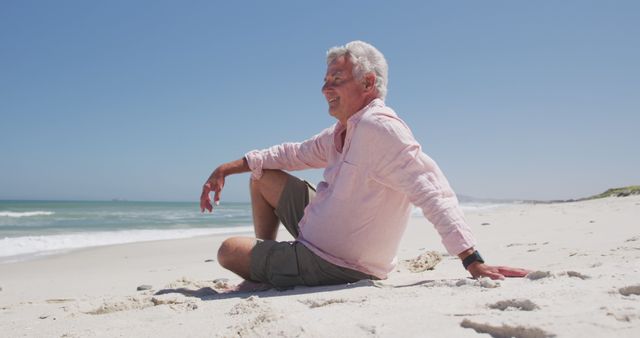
{"left": 363, "top": 73, "right": 376, "bottom": 91}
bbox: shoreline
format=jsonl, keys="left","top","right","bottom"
{"left": 1, "top": 196, "right": 639, "bottom": 337}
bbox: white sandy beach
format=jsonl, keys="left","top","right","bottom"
{"left": 1, "top": 196, "right": 639, "bottom": 337}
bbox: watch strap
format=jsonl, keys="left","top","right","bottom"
{"left": 462, "top": 250, "right": 484, "bottom": 270}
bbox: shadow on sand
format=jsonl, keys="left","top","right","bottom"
{"left": 153, "top": 279, "right": 378, "bottom": 301}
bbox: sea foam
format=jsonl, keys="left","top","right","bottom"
{"left": 0, "top": 211, "right": 55, "bottom": 218}
{"left": 0, "top": 226, "right": 253, "bottom": 263}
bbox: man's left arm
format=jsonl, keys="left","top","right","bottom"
{"left": 369, "top": 119, "right": 529, "bottom": 280}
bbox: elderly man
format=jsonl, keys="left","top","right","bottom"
{"left": 201, "top": 41, "right": 528, "bottom": 288}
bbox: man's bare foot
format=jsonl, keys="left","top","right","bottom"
{"left": 232, "top": 280, "right": 272, "bottom": 292}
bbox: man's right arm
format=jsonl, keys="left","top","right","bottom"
{"left": 244, "top": 127, "right": 333, "bottom": 180}
{"left": 200, "top": 158, "right": 250, "bottom": 212}
{"left": 201, "top": 127, "right": 333, "bottom": 212}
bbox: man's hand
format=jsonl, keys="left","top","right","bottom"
{"left": 467, "top": 262, "right": 531, "bottom": 280}
{"left": 200, "top": 158, "right": 251, "bottom": 213}
{"left": 201, "top": 167, "right": 225, "bottom": 213}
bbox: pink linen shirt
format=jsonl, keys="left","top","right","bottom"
{"left": 245, "top": 99, "right": 476, "bottom": 279}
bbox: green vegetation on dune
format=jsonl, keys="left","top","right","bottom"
{"left": 587, "top": 186, "right": 640, "bottom": 199}
{"left": 529, "top": 185, "right": 640, "bottom": 204}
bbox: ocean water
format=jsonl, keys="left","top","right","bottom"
{"left": 0, "top": 200, "right": 506, "bottom": 264}
{"left": 0, "top": 200, "right": 254, "bottom": 263}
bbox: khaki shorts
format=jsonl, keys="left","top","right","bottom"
{"left": 250, "top": 174, "right": 374, "bottom": 288}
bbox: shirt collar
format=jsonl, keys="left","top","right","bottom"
{"left": 336, "top": 98, "right": 384, "bottom": 130}
{"left": 333, "top": 98, "right": 384, "bottom": 152}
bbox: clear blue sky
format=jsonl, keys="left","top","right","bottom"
{"left": 1, "top": 1, "right": 638, "bottom": 202}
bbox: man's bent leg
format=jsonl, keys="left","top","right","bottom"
{"left": 249, "top": 169, "right": 290, "bottom": 240}
{"left": 217, "top": 236, "right": 256, "bottom": 280}
{"left": 218, "top": 171, "right": 310, "bottom": 282}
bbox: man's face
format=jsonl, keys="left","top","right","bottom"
{"left": 322, "top": 55, "right": 370, "bottom": 123}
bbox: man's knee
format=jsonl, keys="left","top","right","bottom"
{"left": 217, "top": 237, "right": 254, "bottom": 269}
{"left": 217, "top": 238, "right": 236, "bottom": 268}
{"left": 249, "top": 170, "right": 290, "bottom": 207}
{"left": 250, "top": 169, "right": 286, "bottom": 187}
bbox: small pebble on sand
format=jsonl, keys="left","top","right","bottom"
{"left": 137, "top": 285, "right": 153, "bottom": 291}
{"left": 478, "top": 277, "right": 500, "bottom": 288}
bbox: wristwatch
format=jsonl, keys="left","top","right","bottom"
{"left": 462, "top": 250, "right": 484, "bottom": 270}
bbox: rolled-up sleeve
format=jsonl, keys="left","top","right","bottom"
{"left": 245, "top": 127, "right": 333, "bottom": 180}
{"left": 368, "top": 118, "right": 476, "bottom": 255}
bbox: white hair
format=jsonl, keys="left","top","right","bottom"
{"left": 326, "top": 40, "right": 389, "bottom": 100}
